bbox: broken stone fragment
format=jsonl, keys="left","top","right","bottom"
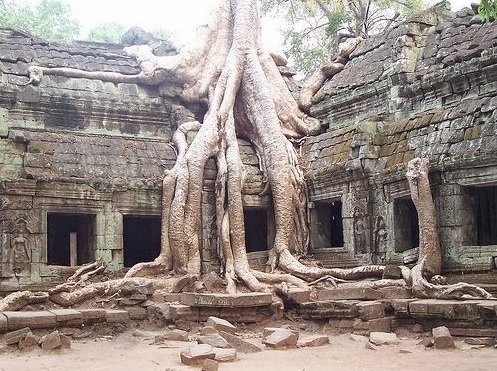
{"left": 198, "top": 333, "right": 231, "bottom": 348}
{"left": 297, "top": 334, "right": 330, "bottom": 348}
{"left": 5, "top": 327, "right": 32, "bottom": 345}
{"left": 180, "top": 344, "right": 216, "bottom": 366}
{"left": 18, "top": 332, "right": 40, "bottom": 350}
{"left": 369, "top": 332, "right": 399, "bottom": 345}
{"left": 218, "top": 330, "right": 263, "bottom": 353}
{"left": 39, "top": 330, "right": 62, "bottom": 350}
{"left": 155, "top": 329, "right": 189, "bottom": 343}
{"left": 201, "top": 358, "right": 219, "bottom": 371}
{"left": 263, "top": 328, "right": 299, "bottom": 349}
{"left": 464, "top": 337, "right": 496, "bottom": 347}
{"left": 206, "top": 316, "right": 238, "bottom": 333}
{"left": 212, "top": 347, "right": 237, "bottom": 362}
{"left": 416, "top": 338, "right": 434, "bottom": 348}
{"left": 200, "top": 326, "right": 218, "bottom": 335}
{"left": 432, "top": 326, "right": 456, "bottom": 349}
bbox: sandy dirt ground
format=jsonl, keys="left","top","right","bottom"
{"left": 0, "top": 326, "right": 496, "bottom": 371}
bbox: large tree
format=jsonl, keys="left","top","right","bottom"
{"left": 260, "top": 0, "right": 423, "bottom": 77}
{"left": 17, "top": 0, "right": 493, "bottom": 306}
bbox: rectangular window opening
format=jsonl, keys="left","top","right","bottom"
{"left": 244, "top": 209, "right": 268, "bottom": 253}
{"left": 393, "top": 198, "right": 419, "bottom": 252}
{"left": 123, "top": 215, "right": 161, "bottom": 268}
{"left": 47, "top": 213, "right": 95, "bottom": 266}
{"left": 311, "top": 200, "right": 344, "bottom": 249}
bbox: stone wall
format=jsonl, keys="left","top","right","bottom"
{"left": 306, "top": 4, "right": 497, "bottom": 272}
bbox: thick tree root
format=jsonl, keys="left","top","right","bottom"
{"left": 0, "top": 291, "right": 49, "bottom": 311}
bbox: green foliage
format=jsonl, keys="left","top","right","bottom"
{"left": 0, "top": 0, "right": 80, "bottom": 43}
{"left": 478, "top": 0, "right": 497, "bottom": 22}
{"left": 260, "top": 0, "right": 424, "bottom": 77}
{"left": 87, "top": 22, "right": 127, "bottom": 43}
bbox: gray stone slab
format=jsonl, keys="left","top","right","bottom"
{"left": 3, "top": 311, "right": 57, "bottom": 331}
{"left": 0, "top": 313, "right": 7, "bottom": 333}
{"left": 49, "top": 309, "right": 83, "bottom": 327}
{"left": 317, "top": 287, "right": 381, "bottom": 301}
{"left": 105, "top": 309, "right": 130, "bottom": 323}
{"left": 78, "top": 309, "right": 107, "bottom": 324}
{"left": 181, "top": 292, "right": 272, "bottom": 307}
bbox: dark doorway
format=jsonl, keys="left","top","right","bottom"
{"left": 47, "top": 213, "right": 95, "bottom": 266}
{"left": 123, "top": 216, "right": 161, "bottom": 267}
{"left": 475, "top": 186, "right": 497, "bottom": 245}
{"left": 244, "top": 209, "right": 268, "bottom": 252}
{"left": 393, "top": 198, "right": 419, "bottom": 252}
{"left": 311, "top": 200, "right": 344, "bottom": 248}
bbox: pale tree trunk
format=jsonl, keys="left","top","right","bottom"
{"left": 406, "top": 158, "right": 492, "bottom": 299}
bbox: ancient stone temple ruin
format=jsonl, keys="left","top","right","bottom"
{"left": 0, "top": 4, "right": 496, "bottom": 294}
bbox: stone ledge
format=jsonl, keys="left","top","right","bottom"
{"left": 3, "top": 311, "right": 57, "bottom": 331}
{"left": 181, "top": 292, "right": 272, "bottom": 308}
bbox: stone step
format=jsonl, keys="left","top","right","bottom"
{"left": 180, "top": 292, "right": 272, "bottom": 307}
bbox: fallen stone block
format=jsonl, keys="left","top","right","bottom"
{"left": 369, "top": 332, "right": 399, "bottom": 345}
{"left": 416, "top": 338, "right": 434, "bottom": 348}
{"left": 19, "top": 332, "right": 39, "bottom": 350}
{"left": 155, "top": 329, "right": 189, "bottom": 343}
{"left": 279, "top": 288, "right": 311, "bottom": 305}
{"left": 3, "top": 311, "right": 57, "bottom": 331}
{"left": 202, "top": 272, "right": 226, "bottom": 293}
{"left": 356, "top": 301, "right": 385, "bottom": 320}
{"left": 39, "top": 330, "right": 62, "bottom": 350}
{"left": 263, "top": 327, "right": 299, "bottom": 338}
{"left": 206, "top": 316, "right": 237, "bottom": 333}
{"left": 263, "top": 329, "right": 298, "bottom": 349}
{"left": 464, "top": 337, "right": 496, "bottom": 347}
{"left": 432, "top": 326, "right": 455, "bottom": 349}
{"left": 317, "top": 288, "right": 381, "bottom": 301}
{"left": 219, "top": 331, "right": 263, "bottom": 353}
{"left": 180, "top": 344, "right": 216, "bottom": 366}
{"left": 181, "top": 292, "right": 272, "bottom": 307}
{"left": 297, "top": 334, "right": 330, "bottom": 348}
{"left": 202, "top": 358, "right": 219, "bottom": 371}
{"left": 5, "top": 327, "right": 32, "bottom": 345}
{"left": 198, "top": 333, "right": 231, "bottom": 349}
{"left": 213, "top": 347, "right": 237, "bottom": 362}
{"left": 200, "top": 326, "right": 218, "bottom": 335}
{"left": 59, "top": 333, "right": 71, "bottom": 349}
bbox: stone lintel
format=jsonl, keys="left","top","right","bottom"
{"left": 181, "top": 292, "right": 272, "bottom": 307}
{"left": 317, "top": 287, "right": 381, "bottom": 301}
{"left": 3, "top": 311, "right": 57, "bottom": 331}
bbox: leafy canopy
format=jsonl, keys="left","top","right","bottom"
{"left": 478, "top": 0, "right": 497, "bottom": 22}
{"left": 261, "top": 0, "right": 423, "bottom": 77}
{"left": 0, "top": 0, "right": 80, "bottom": 43}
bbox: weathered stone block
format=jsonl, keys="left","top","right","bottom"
{"left": 206, "top": 316, "right": 237, "bottom": 334}
{"left": 263, "top": 329, "right": 298, "bottom": 349}
{"left": 181, "top": 292, "right": 272, "bottom": 307}
{"left": 0, "top": 313, "right": 7, "bottom": 333}
{"left": 299, "top": 300, "right": 359, "bottom": 319}
{"left": 5, "top": 327, "right": 32, "bottom": 345}
{"left": 432, "top": 326, "right": 455, "bottom": 349}
{"left": 297, "top": 334, "right": 330, "bottom": 347}
{"left": 49, "top": 309, "right": 83, "bottom": 327}
{"left": 219, "top": 331, "right": 263, "bottom": 353}
{"left": 280, "top": 288, "right": 311, "bottom": 304}
{"left": 181, "top": 344, "right": 216, "bottom": 366}
{"left": 105, "top": 309, "right": 130, "bottom": 323}
{"left": 39, "top": 330, "right": 62, "bottom": 350}
{"left": 356, "top": 301, "right": 385, "bottom": 320}
{"left": 169, "top": 304, "right": 200, "bottom": 321}
{"left": 78, "top": 309, "right": 107, "bottom": 324}
{"left": 390, "top": 299, "right": 417, "bottom": 316}
{"left": 213, "top": 347, "right": 237, "bottom": 362}
{"left": 202, "top": 358, "right": 219, "bottom": 371}
{"left": 353, "top": 317, "right": 391, "bottom": 335}
{"left": 378, "top": 286, "right": 412, "bottom": 299}
{"left": 198, "top": 334, "right": 231, "bottom": 349}
{"left": 155, "top": 329, "right": 189, "bottom": 342}
{"left": 3, "top": 311, "right": 57, "bottom": 331}
{"left": 369, "top": 332, "right": 399, "bottom": 345}
{"left": 19, "top": 332, "right": 40, "bottom": 350}
{"left": 126, "top": 306, "right": 148, "bottom": 320}
{"left": 317, "top": 288, "right": 381, "bottom": 301}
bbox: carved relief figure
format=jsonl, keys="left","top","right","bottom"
{"left": 353, "top": 206, "right": 367, "bottom": 254}
{"left": 8, "top": 229, "right": 31, "bottom": 275}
